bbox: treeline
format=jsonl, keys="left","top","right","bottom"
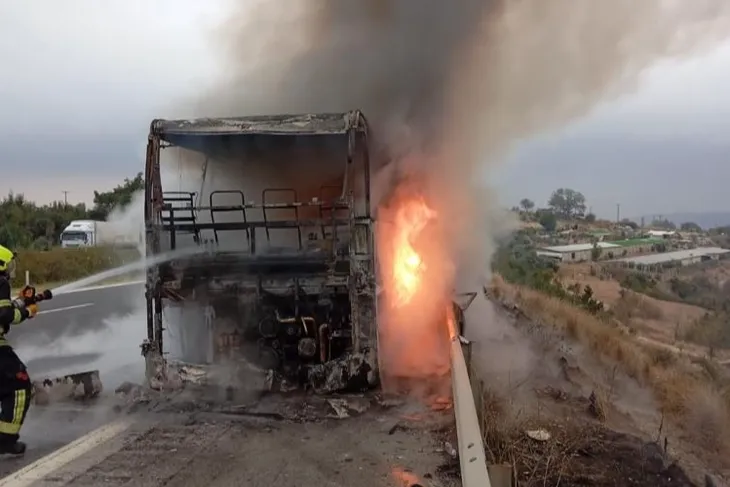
{"left": 491, "top": 233, "right": 604, "bottom": 315}
{"left": 0, "top": 173, "right": 143, "bottom": 250}
{"left": 515, "top": 187, "right": 712, "bottom": 233}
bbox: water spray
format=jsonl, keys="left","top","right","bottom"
{"left": 23, "top": 246, "right": 214, "bottom": 408}
{"left": 51, "top": 245, "right": 209, "bottom": 296}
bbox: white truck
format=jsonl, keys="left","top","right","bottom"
{"left": 60, "top": 220, "right": 140, "bottom": 249}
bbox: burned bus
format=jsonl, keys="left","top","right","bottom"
{"left": 142, "top": 111, "right": 378, "bottom": 393}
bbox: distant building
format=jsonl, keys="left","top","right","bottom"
{"left": 537, "top": 242, "right": 620, "bottom": 263}
{"left": 610, "top": 247, "right": 730, "bottom": 271}
{"left": 538, "top": 237, "right": 671, "bottom": 263}
{"left": 646, "top": 230, "right": 680, "bottom": 239}
{"left": 604, "top": 237, "right": 668, "bottom": 257}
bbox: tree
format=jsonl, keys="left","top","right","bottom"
{"left": 651, "top": 218, "right": 676, "bottom": 230}
{"left": 90, "top": 172, "right": 144, "bottom": 220}
{"left": 620, "top": 218, "right": 639, "bottom": 230}
{"left": 519, "top": 198, "right": 535, "bottom": 213}
{"left": 591, "top": 242, "right": 602, "bottom": 261}
{"left": 709, "top": 226, "right": 730, "bottom": 236}
{"left": 548, "top": 188, "right": 586, "bottom": 219}
{"left": 680, "top": 221, "right": 702, "bottom": 232}
{"left": 0, "top": 173, "right": 143, "bottom": 250}
{"left": 585, "top": 212, "right": 596, "bottom": 223}
{"left": 537, "top": 210, "right": 557, "bottom": 232}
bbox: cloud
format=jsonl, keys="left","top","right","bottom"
{"left": 494, "top": 38, "right": 730, "bottom": 217}
{"left": 0, "top": 1, "right": 228, "bottom": 201}
{"left": 496, "top": 133, "right": 730, "bottom": 217}
{"left": 2, "top": 0, "right": 730, "bottom": 217}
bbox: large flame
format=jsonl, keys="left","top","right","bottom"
{"left": 391, "top": 197, "right": 436, "bottom": 307}
{"left": 377, "top": 182, "right": 453, "bottom": 398}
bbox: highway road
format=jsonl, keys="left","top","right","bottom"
{"left": 0, "top": 281, "right": 459, "bottom": 486}
{"left": 0, "top": 280, "right": 147, "bottom": 477}
{"left": 11, "top": 281, "right": 144, "bottom": 352}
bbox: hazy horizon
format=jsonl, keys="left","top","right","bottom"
{"left": 2, "top": 1, "right": 729, "bottom": 221}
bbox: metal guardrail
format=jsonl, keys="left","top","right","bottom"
{"left": 450, "top": 336, "right": 493, "bottom": 487}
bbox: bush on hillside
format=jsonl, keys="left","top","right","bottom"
{"left": 10, "top": 247, "right": 140, "bottom": 287}
{"left": 618, "top": 270, "right": 657, "bottom": 294}
{"left": 492, "top": 236, "right": 604, "bottom": 315}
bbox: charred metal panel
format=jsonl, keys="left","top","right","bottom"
{"left": 144, "top": 133, "right": 163, "bottom": 358}
{"left": 152, "top": 112, "right": 367, "bottom": 137}
{"left": 348, "top": 215, "right": 376, "bottom": 354}
{"left": 143, "top": 111, "right": 375, "bottom": 393}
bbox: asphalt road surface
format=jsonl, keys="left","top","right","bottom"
{"left": 0, "top": 395, "right": 458, "bottom": 487}
{"left": 0, "top": 281, "right": 146, "bottom": 478}
{"left": 0, "top": 281, "right": 458, "bottom": 486}
{"left": 11, "top": 281, "right": 144, "bottom": 353}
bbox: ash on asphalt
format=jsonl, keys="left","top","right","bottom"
{"left": 0, "top": 379, "right": 462, "bottom": 487}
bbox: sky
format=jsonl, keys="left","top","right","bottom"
{"left": 1, "top": 1, "right": 730, "bottom": 220}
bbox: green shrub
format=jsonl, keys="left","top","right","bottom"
{"left": 492, "top": 236, "right": 604, "bottom": 315}
{"left": 620, "top": 271, "right": 657, "bottom": 294}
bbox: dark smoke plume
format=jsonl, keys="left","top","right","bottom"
{"left": 160, "top": 0, "right": 730, "bottom": 385}
{"left": 183, "top": 0, "right": 730, "bottom": 284}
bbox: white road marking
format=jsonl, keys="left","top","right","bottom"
{"left": 0, "top": 418, "right": 133, "bottom": 486}
{"left": 37, "top": 303, "right": 94, "bottom": 315}
{"left": 54, "top": 280, "right": 145, "bottom": 295}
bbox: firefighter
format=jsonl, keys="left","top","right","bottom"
{"left": 0, "top": 245, "right": 36, "bottom": 455}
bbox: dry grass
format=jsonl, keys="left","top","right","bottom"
{"left": 472, "top": 377, "right": 697, "bottom": 487}
{"left": 682, "top": 259, "right": 730, "bottom": 288}
{"left": 474, "top": 380, "right": 595, "bottom": 486}
{"left": 613, "top": 289, "right": 663, "bottom": 322}
{"left": 490, "top": 275, "right": 730, "bottom": 457}
{"left": 684, "top": 388, "right": 730, "bottom": 454}
{"left": 559, "top": 263, "right": 707, "bottom": 345}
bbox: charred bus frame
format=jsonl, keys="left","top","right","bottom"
{"left": 142, "top": 111, "right": 377, "bottom": 389}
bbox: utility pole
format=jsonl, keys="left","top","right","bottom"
{"left": 616, "top": 203, "right": 620, "bottom": 223}
{"left": 62, "top": 191, "right": 69, "bottom": 205}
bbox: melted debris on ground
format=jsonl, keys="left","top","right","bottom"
{"left": 107, "top": 382, "right": 461, "bottom": 487}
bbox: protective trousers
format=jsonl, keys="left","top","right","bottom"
{"left": 0, "top": 345, "right": 31, "bottom": 446}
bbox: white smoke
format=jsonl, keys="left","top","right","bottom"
{"left": 18, "top": 306, "right": 146, "bottom": 387}
{"left": 105, "top": 191, "right": 146, "bottom": 256}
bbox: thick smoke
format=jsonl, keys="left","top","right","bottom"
{"left": 176, "top": 0, "right": 730, "bottom": 383}
{"left": 193, "top": 0, "right": 730, "bottom": 281}
{"left": 106, "top": 191, "right": 146, "bottom": 256}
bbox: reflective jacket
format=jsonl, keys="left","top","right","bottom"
{"left": 0, "top": 277, "right": 29, "bottom": 346}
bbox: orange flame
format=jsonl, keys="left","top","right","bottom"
{"left": 445, "top": 303, "right": 457, "bottom": 340}
{"left": 391, "top": 466, "right": 421, "bottom": 487}
{"left": 377, "top": 185, "right": 453, "bottom": 398}
{"left": 391, "top": 198, "right": 436, "bottom": 307}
